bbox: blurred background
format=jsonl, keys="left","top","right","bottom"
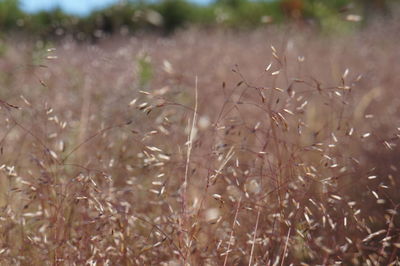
{"left": 0, "top": 0, "right": 397, "bottom": 40}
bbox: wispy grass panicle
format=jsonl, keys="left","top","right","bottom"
{"left": 0, "top": 23, "right": 399, "bottom": 264}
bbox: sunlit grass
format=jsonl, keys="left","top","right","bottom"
{"left": 0, "top": 23, "right": 399, "bottom": 265}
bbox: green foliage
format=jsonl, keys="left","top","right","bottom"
{"left": 190, "top": 5, "right": 216, "bottom": 25}
{"left": 136, "top": 53, "right": 153, "bottom": 88}
{"left": 26, "top": 8, "right": 74, "bottom": 37}
{"left": 0, "top": 0, "right": 397, "bottom": 37}
{"left": 0, "top": 38, "right": 7, "bottom": 57}
{"left": 216, "top": 0, "right": 284, "bottom": 27}
{"left": 0, "top": 0, "right": 24, "bottom": 30}
{"left": 303, "top": 0, "right": 359, "bottom": 33}
{"left": 217, "top": 0, "right": 247, "bottom": 8}
{"left": 87, "top": 4, "right": 139, "bottom": 34}
{"left": 154, "top": 0, "right": 193, "bottom": 33}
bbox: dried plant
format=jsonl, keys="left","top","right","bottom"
{"left": 0, "top": 22, "right": 399, "bottom": 265}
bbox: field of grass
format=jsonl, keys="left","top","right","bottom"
{"left": 0, "top": 21, "right": 400, "bottom": 265}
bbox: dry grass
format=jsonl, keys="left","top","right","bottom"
{"left": 0, "top": 22, "right": 400, "bottom": 265}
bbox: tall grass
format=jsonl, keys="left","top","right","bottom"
{"left": 0, "top": 22, "right": 399, "bottom": 265}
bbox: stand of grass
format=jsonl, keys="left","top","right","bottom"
{"left": 0, "top": 22, "right": 399, "bottom": 264}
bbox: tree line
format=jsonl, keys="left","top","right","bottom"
{"left": 0, "top": 0, "right": 396, "bottom": 40}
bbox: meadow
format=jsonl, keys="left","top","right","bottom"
{"left": 0, "top": 20, "right": 400, "bottom": 265}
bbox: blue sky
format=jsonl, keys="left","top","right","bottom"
{"left": 20, "top": 0, "right": 137, "bottom": 16}
{"left": 20, "top": 0, "right": 209, "bottom": 16}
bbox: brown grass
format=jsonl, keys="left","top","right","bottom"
{"left": 0, "top": 22, "right": 400, "bottom": 265}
